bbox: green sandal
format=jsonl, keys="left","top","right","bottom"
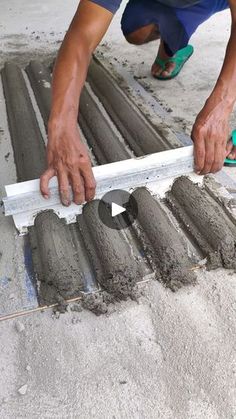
{"left": 224, "top": 130, "right": 236, "bottom": 166}
{"left": 153, "top": 44, "right": 194, "bottom": 80}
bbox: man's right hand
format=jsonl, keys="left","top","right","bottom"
{"left": 39, "top": 0, "right": 114, "bottom": 205}
{"left": 40, "top": 122, "right": 96, "bottom": 206}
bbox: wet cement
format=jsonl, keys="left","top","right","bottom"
{"left": 167, "top": 176, "right": 236, "bottom": 270}
{"left": 132, "top": 188, "right": 196, "bottom": 291}
{"left": 88, "top": 58, "right": 182, "bottom": 155}
{"left": 26, "top": 60, "right": 52, "bottom": 129}
{"left": 81, "top": 291, "right": 116, "bottom": 316}
{"left": 1, "top": 62, "right": 46, "bottom": 180}
{"left": 30, "top": 211, "right": 92, "bottom": 305}
{"left": 78, "top": 200, "right": 142, "bottom": 300}
{"left": 80, "top": 85, "right": 130, "bottom": 164}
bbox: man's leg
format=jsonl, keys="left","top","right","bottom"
{"left": 121, "top": 1, "right": 181, "bottom": 77}
{"left": 121, "top": 0, "right": 229, "bottom": 79}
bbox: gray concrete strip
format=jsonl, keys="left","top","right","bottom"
{"left": 1, "top": 63, "right": 46, "bottom": 181}
{"left": 31, "top": 211, "right": 97, "bottom": 305}
{"left": 26, "top": 60, "right": 132, "bottom": 163}
{"left": 167, "top": 176, "right": 236, "bottom": 270}
{"left": 80, "top": 84, "right": 132, "bottom": 163}
{"left": 88, "top": 57, "right": 183, "bottom": 155}
{"left": 133, "top": 188, "right": 196, "bottom": 290}
{"left": 78, "top": 200, "right": 143, "bottom": 300}
{"left": 25, "top": 60, "right": 51, "bottom": 130}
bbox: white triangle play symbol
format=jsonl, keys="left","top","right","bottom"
{"left": 111, "top": 202, "right": 126, "bottom": 217}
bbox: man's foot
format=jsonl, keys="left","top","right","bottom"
{"left": 151, "top": 40, "right": 175, "bottom": 78}
{"left": 152, "top": 42, "right": 194, "bottom": 80}
{"left": 226, "top": 139, "right": 236, "bottom": 161}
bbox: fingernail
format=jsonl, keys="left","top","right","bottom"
{"left": 43, "top": 194, "right": 49, "bottom": 200}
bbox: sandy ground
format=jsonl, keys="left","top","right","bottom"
{"left": 0, "top": 1, "right": 236, "bottom": 418}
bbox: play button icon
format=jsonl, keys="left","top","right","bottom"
{"left": 98, "top": 189, "right": 138, "bottom": 230}
{"left": 111, "top": 202, "right": 126, "bottom": 217}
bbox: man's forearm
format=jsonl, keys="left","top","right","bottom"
{"left": 40, "top": 1, "right": 113, "bottom": 205}
{"left": 49, "top": 30, "right": 91, "bottom": 127}
{"left": 49, "top": 1, "right": 113, "bottom": 129}
{"left": 208, "top": 24, "right": 236, "bottom": 114}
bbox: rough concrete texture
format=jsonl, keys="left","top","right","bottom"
{"left": 82, "top": 291, "right": 116, "bottom": 316}
{"left": 26, "top": 60, "right": 52, "bottom": 129}
{"left": 80, "top": 84, "right": 131, "bottom": 163}
{"left": 167, "top": 176, "right": 236, "bottom": 270}
{"left": 133, "top": 188, "right": 196, "bottom": 290}
{"left": 1, "top": 63, "right": 46, "bottom": 181}
{"left": 26, "top": 59, "right": 131, "bottom": 163}
{"left": 30, "top": 211, "right": 93, "bottom": 304}
{"left": 78, "top": 200, "right": 142, "bottom": 300}
{"left": 88, "top": 58, "right": 182, "bottom": 155}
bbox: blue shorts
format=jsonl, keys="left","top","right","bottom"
{"left": 121, "top": 0, "right": 229, "bottom": 55}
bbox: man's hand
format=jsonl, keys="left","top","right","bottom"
{"left": 40, "top": 123, "right": 96, "bottom": 206}
{"left": 39, "top": 1, "right": 113, "bottom": 205}
{"left": 192, "top": 99, "right": 230, "bottom": 175}
{"left": 192, "top": 0, "right": 236, "bottom": 175}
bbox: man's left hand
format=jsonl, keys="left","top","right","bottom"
{"left": 192, "top": 100, "right": 231, "bottom": 175}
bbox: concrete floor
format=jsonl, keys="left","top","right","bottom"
{"left": 0, "top": 1, "right": 236, "bottom": 418}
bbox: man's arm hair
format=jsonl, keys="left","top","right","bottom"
{"left": 208, "top": 0, "right": 236, "bottom": 110}
{"left": 50, "top": 0, "right": 114, "bottom": 125}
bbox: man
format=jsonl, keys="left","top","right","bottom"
{"left": 40, "top": 0, "right": 236, "bottom": 206}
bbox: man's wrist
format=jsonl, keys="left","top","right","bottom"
{"left": 210, "top": 76, "right": 236, "bottom": 112}
{"left": 48, "top": 114, "right": 78, "bottom": 133}
{"left": 206, "top": 87, "right": 234, "bottom": 116}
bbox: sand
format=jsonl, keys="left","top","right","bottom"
{"left": 0, "top": 2, "right": 236, "bottom": 418}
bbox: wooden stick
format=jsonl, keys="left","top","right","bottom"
{"left": 0, "top": 296, "right": 83, "bottom": 322}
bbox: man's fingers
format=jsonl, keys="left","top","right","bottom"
{"left": 211, "top": 141, "right": 225, "bottom": 173}
{"left": 71, "top": 174, "right": 85, "bottom": 205}
{"left": 201, "top": 135, "right": 215, "bottom": 174}
{"left": 40, "top": 168, "right": 55, "bottom": 199}
{"left": 192, "top": 130, "right": 205, "bottom": 173}
{"left": 58, "top": 170, "right": 71, "bottom": 206}
{"left": 81, "top": 167, "right": 96, "bottom": 202}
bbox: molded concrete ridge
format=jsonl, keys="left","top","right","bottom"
{"left": 167, "top": 176, "right": 236, "bottom": 270}
{"left": 2, "top": 63, "right": 46, "bottom": 181}
{"left": 31, "top": 211, "right": 97, "bottom": 303}
{"left": 132, "top": 188, "right": 196, "bottom": 290}
{"left": 78, "top": 200, "right": 142, "bottom": 299}
{"left": 26, "top": 60, "right": 130, "bottom": 163}
{"left": 2, "top": 59, "right": 236, "bottom": 312}
{"left": 87, "top": 58, "right": 183, "bottom": 154}
{"left": 26, "top": 60, "right": 52, "bottom": 128}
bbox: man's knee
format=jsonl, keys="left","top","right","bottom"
{"left": 124, "top": 24, "right": 160, "bottom": 45}
{"left": 125, "top": 30, "right": 146, "bottom": 45}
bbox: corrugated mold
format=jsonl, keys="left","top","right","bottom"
{"left": 2, "top": 58, "right": 236, "bottom": 310}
